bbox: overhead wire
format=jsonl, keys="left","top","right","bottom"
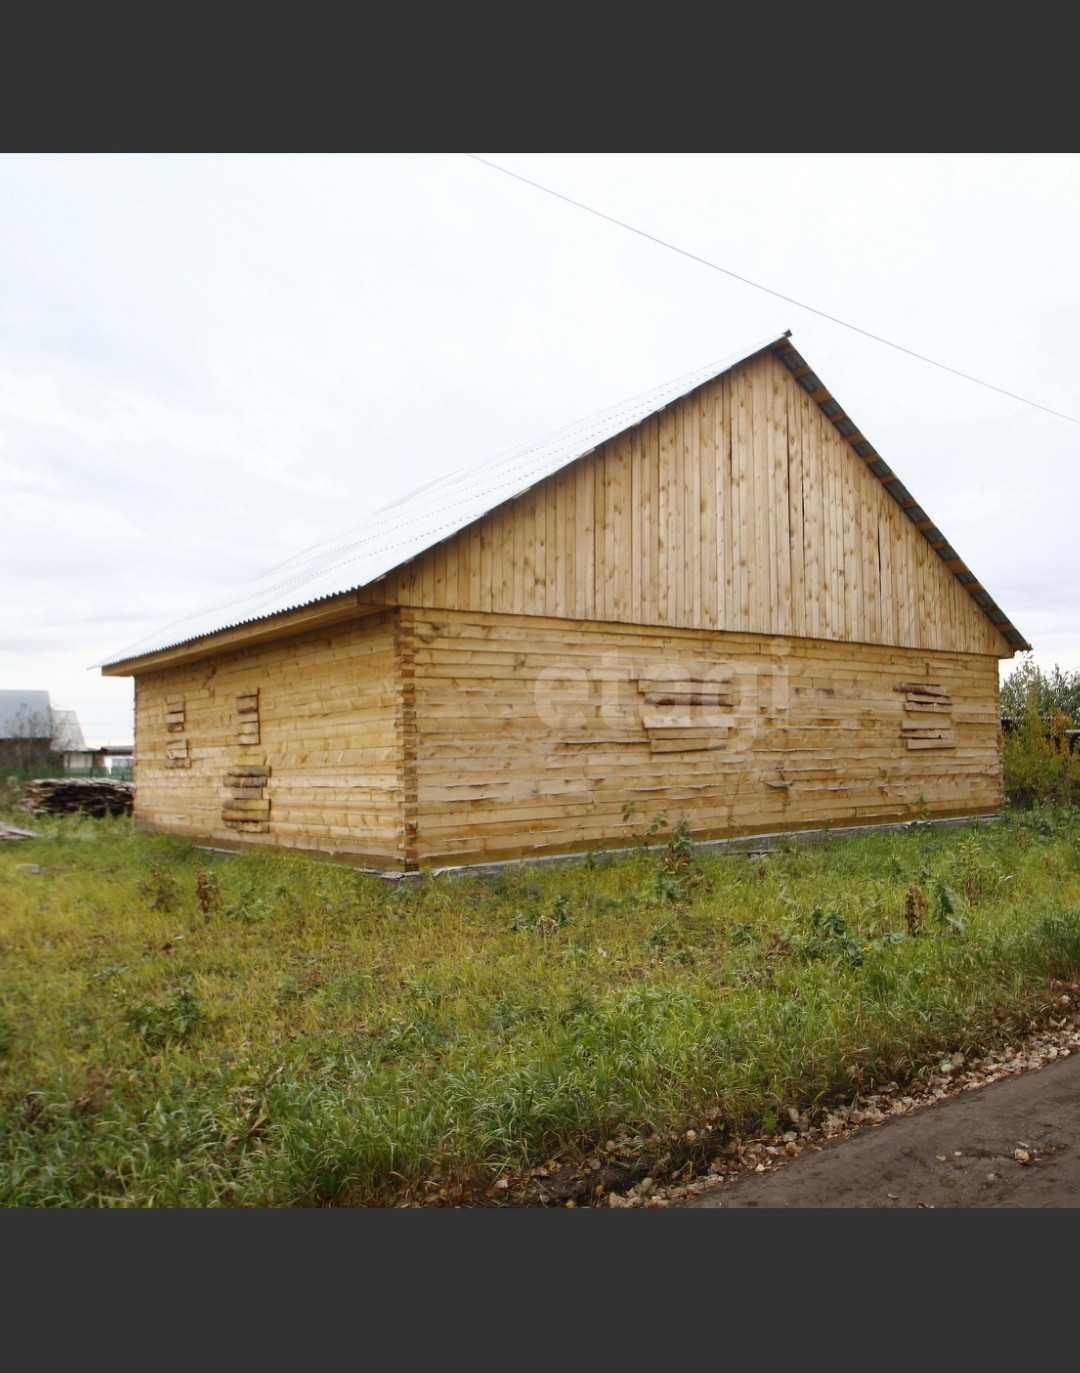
{"left": 466, "top": 154, "right": 1080, "bottom": 428}
{"left": 1012, "top": 594, "right": 1080, "bottom": 614}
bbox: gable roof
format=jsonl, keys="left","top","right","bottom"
{"left": 51, "top": 709, "right": 86, "bottom": 752}
{"left": 101, "top": 332, "right": 1028, "bottom": 670}
{"left": 0, "top": 690, "right": 53, "bottom": 739}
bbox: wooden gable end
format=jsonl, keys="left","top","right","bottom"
{"left": 382, "top": 349, "right": 1005, "bottom": 657}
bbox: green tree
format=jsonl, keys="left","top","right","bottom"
{"left": 0, "top": 705, "right": 61, "bottom": 776}
{"left": 1001, "top": 656, "right": 1080, "bottom": 808}
{"left": 1001, "top": 656, "right": 1080, "bottom": 724}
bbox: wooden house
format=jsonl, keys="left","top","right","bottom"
{"left": 101, "top": 333, "right": 1028, "bottom": 870}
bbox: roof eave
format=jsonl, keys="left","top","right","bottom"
{"left": 100, "top": 591, "right": 390, "bottom": 676}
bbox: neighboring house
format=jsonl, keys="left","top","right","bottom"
{"left": 0, "top": 690, "right": 53, "bottom": 743}
{"left": 52, "top": 710, "right": 87, "bottom": 754}
{"left": 0, "top": 691, "right": 85, "bottom": 770}
{"left": 101, "top": 333, "right": 1028, "bottom": 870}
{"left": 63, "top": 745, "right": 134, "bottom": 778}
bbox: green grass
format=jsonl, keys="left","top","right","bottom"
{"left": 2, "top": 802, "right": 1080, "bottom": 1206}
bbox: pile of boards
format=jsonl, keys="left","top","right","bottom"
{"left": 0, "top": 821, "right": 38, "bottom": 841}
{"left": 21, "top": 778, "right": 134, "bottom": 818}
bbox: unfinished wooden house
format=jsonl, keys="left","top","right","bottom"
{"left": 101, "top": 332, "right": 1028, "bottom": 869}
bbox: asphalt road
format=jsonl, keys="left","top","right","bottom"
{"left": 685, "top": 1052, "right": 1080, "bottom": 1208}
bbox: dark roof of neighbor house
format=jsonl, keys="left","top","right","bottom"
{"left": 102, "top": 332, "right": 1029, "bottom": 669}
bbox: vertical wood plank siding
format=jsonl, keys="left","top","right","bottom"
{"left": 381, "top": 352, "right": 1002, "bottom": 657}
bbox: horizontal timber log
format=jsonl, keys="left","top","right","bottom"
{"left": 130, "top": 591, "right": 1004, "bottom": 866}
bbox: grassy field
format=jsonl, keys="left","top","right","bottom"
{"left": 2, "top": 800, "right": 1080, "bottom": 1207}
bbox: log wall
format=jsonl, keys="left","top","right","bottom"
{"left": 129, "top": 603, "right": 1003, "bottom": 869}
{"left": 132, "top": 609, "right": 405, "bottom": 865}
{"left": 406, "top": 608, "right": 1003, "bottom": 867}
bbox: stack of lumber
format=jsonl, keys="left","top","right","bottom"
{"left": 21, "top": 778, "right": 134, "bottom": 818}
{"left": 0, "top": 820, "right": 39, "bottom": 841}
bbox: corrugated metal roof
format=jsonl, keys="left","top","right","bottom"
{"left": 101, "top": 334, "right": 785, "bottom": 667}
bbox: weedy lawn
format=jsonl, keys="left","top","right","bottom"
{"left": 2, "top": 805, "right": 1080, "bottom": 1207}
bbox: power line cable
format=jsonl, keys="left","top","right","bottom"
{"left": 466, "top": 154, "right": 1080, "bottom": 427}
{"left": 1012, "top": 594, "right": 1080, "bottom": 614}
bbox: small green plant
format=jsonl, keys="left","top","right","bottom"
{"left": 550, "top": 895, "right": 573, "bottom": 928}
{"left": 933, "top": 880, "right": 965, "bottom": 934}
{"left": 621, "top": 802, "right": 670, "bottom": 848}
{"left": 125, "top": 988, "right": 203, "bottom": 1048}
{"left": 508, "top": 896, "right": 572, "bottom": 935}
{"left": 945, "top": 832, "right": 997, "bottom": 905}
{"left": 193, "top": 864, "right": 223, "bottom": 918}
{"left": 665, "top": 817, "right": 694, "bottom": 868}
{"left": 653, "top": 817, "right": 710, "bottom": 906}
{"left": 905, "top": 881, "right": 927, "bottom": 936}
{"left": 909, "top": 793, "right": 932, "bottom": 826}
{"left": 647, "top": 917, "right": 675, "bottom": 950}
{"left": 653, "top": 867, "right": 683, "bottom": 905}
{"left": 138, "top": 862, "right": 179, "bottom": 913}
{"left": 225, "top": 886, "right": 276, "bottom": 924}
{"left": 88, "top": 963, "right": 129, "bottom": 984}
{"left": 800, "top": 906, "right": 865, "bottom": 966}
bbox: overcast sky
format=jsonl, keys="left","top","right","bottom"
{"left": 2, "top": 153, "right": 1078, "bottom": 745}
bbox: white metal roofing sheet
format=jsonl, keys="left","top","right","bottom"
{"left": 101, "top": 334, "right": 784, "bottom": 667}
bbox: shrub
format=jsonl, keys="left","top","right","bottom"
{"left": 1002, "top": 659, "right": 1080, "bottom": 809}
